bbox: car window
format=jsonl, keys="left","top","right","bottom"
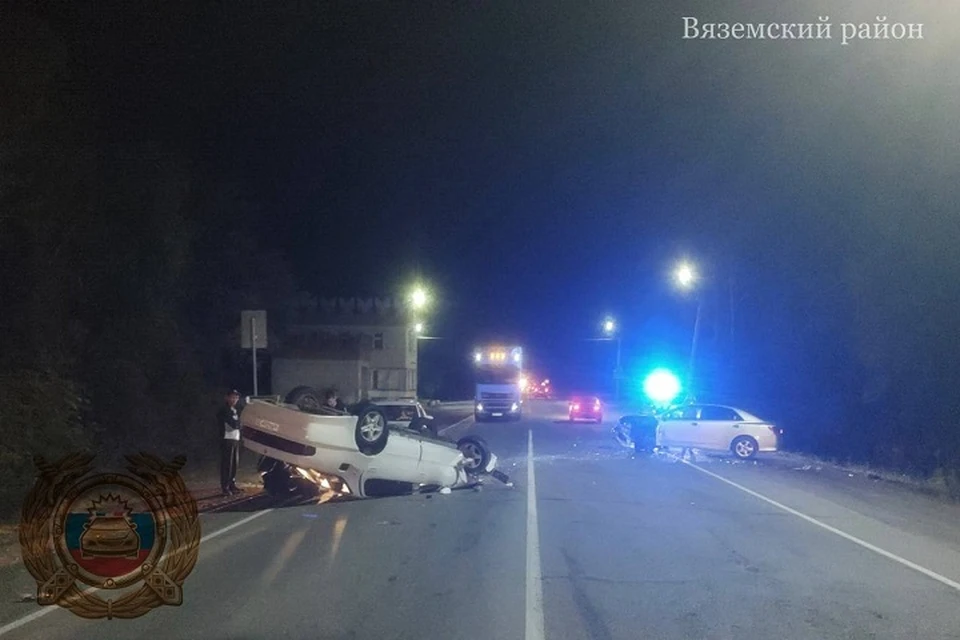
{"left": 384, "top": 405, "right": 415, "bottom": 421}
{"left": 662, "top": 407, "right": 692, "bottom": 420}
{"left": 681, "top": 406, "right": 701, "bottom": 420}
{"left": 699, "top": 406, "right": 742, "bottom": 421}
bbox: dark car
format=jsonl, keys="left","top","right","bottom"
{"left": 568, "top": 396, "right": 603, "bottom": 423}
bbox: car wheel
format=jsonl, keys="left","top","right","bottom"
{"left": 355, "top": 405, "right": 389, "bottom": 455}
{"left": 731, "top": 435, "right": 758, "bottom": 460}
{"left": 596, "top": 415, "right": 603, "bottom": 424}
{"left": 285, "top": 386, "right": 326, "bottom": 413}
{"left": 457, "top": 435, "right": 492, "bottom": 474}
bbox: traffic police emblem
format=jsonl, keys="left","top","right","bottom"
{"left": 19, "top": 452, "right": 201, "bottom": 619}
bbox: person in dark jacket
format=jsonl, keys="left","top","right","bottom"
{"left": 218, "top": 389, "right": 244, "bottom": 496}
{"left": 324, "top": 389, "right": 347, "bottom": 412}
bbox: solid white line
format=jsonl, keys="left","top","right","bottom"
{"left": 438, "top": 414, "right": 474, "bottom": 435}
{"left": 683, "top": 460, "right": 960, "bottom": 592}
{"left": 0, "top": 509, "right": 275, "bottom": 636}
{"left": 525, "top": 429, "right": 545, "bottom": 640}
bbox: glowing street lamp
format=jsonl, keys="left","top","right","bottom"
{"left": 675, "top": 262, "right": 697, "bottom": 290}
{"left": 410, "top": 286, "right": 429, "bottom": 310}
{"left": 600, "top": 316, "right": 622, "bottom": 400}
{"left": 671, "top": 260, "right": 702, "bottom": 395}
{"left": 414, "top": 321, "right": 424, "bottom": 334}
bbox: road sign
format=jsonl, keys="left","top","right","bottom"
{"left": 241, "top": 310, "right": 267, "bottom": 349}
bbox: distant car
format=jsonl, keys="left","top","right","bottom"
{"left": 569, "top": 396, "right": 603, "bottom": 423}
{"left": 615, "top": 403, "right": 780, "bottom": 460}
{"left": 378, "top": 398, "right": 437, "bottom": 435}
{"left": 240, "top": 395, "right": 497, "bottom": 499}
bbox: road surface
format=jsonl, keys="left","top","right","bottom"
{"left": 3, "top": 399, "right": 960, "bottom": 639}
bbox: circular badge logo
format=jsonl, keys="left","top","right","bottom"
{"left": 53, "top": 474, "right": 166, "bottom": 589}
{"left": 20, "top": 453, "right": 201, "bottom": 619}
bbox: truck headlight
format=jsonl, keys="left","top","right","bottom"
{"left": 511, "top": 402, "right": 518, "bottom": 412}
{"left": 476, "top": 403, "right": 484, "bottom": 412}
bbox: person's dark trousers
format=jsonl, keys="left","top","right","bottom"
{"left": 220, "top": 439, "right": 240, "bottom": 491}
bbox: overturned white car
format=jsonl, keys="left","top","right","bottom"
{"left": 240, "top": 395, "right": 498, "bottom": 498}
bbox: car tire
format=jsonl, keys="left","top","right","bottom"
{"left": 285, "top": 386, "right": 326, "bottom": 413}
{"left": 596, "top": 415, "right": 603, "bottom": 424}
{"left": 355, "top": 405, "right": 389, "bottom": 455}
{"left": 731, "top": 435, "right": 758, "bottom": 460}
{"left": 457, "top": 435, "right": 492, "bottom": 474}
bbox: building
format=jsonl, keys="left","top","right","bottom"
{"left": 270, "top": 296, "right": 419, "bottom": 403}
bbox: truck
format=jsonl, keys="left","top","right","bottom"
{"left": 472, "top": 345, "right": 524, "bottom": 422}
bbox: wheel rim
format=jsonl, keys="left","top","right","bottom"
{"left": 359, "top": 412, "right": 385, "bottom": 442}
{"left": 299, "top": 394, "right": 322, "bottom": 411}
{"left": 735, "top": 439, "right": 755, "bottom": 458}
{"left": 460, "top": 442, "right": 483, "bottom": 470}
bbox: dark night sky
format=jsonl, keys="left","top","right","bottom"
{"left": 19, "top": 1, "right": 960, "bottom": 392}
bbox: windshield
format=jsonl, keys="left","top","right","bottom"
{"left": 475, "top": 366, "right": 521, "bottom": 385}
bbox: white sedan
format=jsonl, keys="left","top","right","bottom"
{"left": 614, "top": 403, "right": 780, "bottom": 460}
{"left": 656, "top": 403, "right": 780, "bottom": 459}
{"left": 240, "top": 398, "right": 496, "bottom": 498}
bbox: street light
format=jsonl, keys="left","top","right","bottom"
{"left": 602, "top": 316, "right": 622, "bottom": 401}
{"left": 672, "top": 261, "right": 702, "bottom": 397}
{"left": 410, "top": 286, "right": 429, "bottom": 310}
{"left": 414, "top": 321, "right": 424, "bottom": 334}
{"left": 675, "top": 262, "right": 697, "bottom": 289}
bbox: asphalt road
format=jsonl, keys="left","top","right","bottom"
{"left": 4, "top": 400, "right": 960, "bottom": 638}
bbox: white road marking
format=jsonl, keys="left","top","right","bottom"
{"left": 684, "top": 459, "right": 960, "bottom": 592}
{"left": 438, "top": 414, "right": 475, "bottom": 435}
{"left": 526, "top": 429, "right": 545, "bottom": 640}
{"left": 0, "top": 509, "right": 275, "bottom": 636}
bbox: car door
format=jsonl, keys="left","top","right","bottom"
{"left": 658, "top": 406, "right": 700, "bottom": 447}
{"left": 695, "top": 405, "right": 743, "bottom": 450}
{"left": 368, "top": 429, "right": 423, "bottom": 484}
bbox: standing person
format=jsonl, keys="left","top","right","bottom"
{"left": 218, "top": 389, "right": 244, "bottom": 496}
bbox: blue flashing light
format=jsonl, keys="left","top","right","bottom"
{"left": 643, "top": 369, "right": 682, "bottom": 405}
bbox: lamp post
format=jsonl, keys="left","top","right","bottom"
{"left": 602, "top": 316, "right": 622, "bottom": 401}
{"left": 674, "top": 262, "right": 702, "bottom": 397}
{"left": 407, "top": 283, "right": 430, "bottom": 398}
